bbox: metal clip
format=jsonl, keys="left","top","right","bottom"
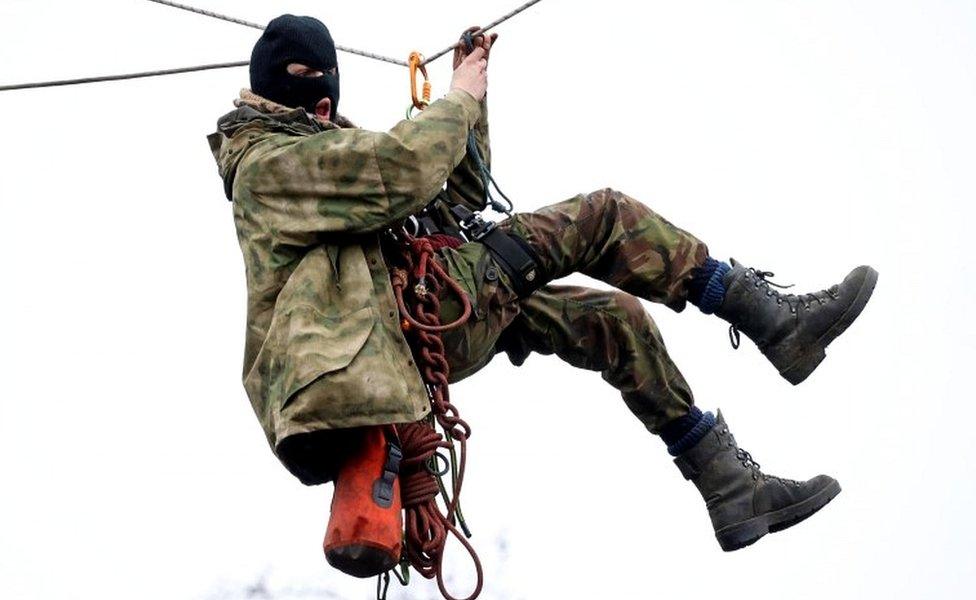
{"left": 414, "top": 277, "right": 428, "bottom": 298}
{"left": 450, "top": 204, "right": 497, "bottom": 241}
{"left": 407, "top": 51, "right": 431, "bottom": 118}
{"left": 372, "top": 441, "right": 403, "bottom": 509}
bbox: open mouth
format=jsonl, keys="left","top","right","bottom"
{"left": 315, "top": 98, "right": 331, "bottom": 119}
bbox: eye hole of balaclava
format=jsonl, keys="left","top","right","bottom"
{"left": 250, "top": 14, "right": 340, "bottom": 118}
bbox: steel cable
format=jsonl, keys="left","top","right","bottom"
{"left": 0, "top": 61, "right": 249, "bottom": 92}
{"left": 0, "top": 0, "right": 546, "bottom": 92}
{"left": 145, "top": 0, "right": 409, "bottom": 66}
{"left": 419, "top": 0, "right": 545, "bottom": 66}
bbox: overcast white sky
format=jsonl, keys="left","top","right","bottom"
{"left": 1, "top": 1, "right": 974, "bottom": 599}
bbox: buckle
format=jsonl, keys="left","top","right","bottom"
{"left": 450, "top": 205, "right": 497, "bottom": 241}
{"left": 372, "top": 441, "right": 403, "bottom": 508}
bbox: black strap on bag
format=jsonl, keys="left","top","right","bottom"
{"left": 449, "top": 205, "right": 545, "bottom": 297}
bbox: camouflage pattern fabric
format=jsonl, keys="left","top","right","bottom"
{"left": 210, "top": 86, "right": 708, "bottom": 482}
{"left": 208, "top": 89, "right": 484, "bottom": 480}
{"left": 436, "top": 188, "right": 708, "bottom": 433}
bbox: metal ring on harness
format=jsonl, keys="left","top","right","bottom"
{"left": 403, "top": 215, "right": 421, "bottom": 238}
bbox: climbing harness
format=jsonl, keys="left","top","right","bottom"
{"left": 452, "top": 206, "right": 544, "bottom": 298}
{"left": 402, "top": 33, "right": 545, "bottom": 300}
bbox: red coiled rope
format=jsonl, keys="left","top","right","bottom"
{"left": 390, "top": 234, "right": 483, "bottom": 600}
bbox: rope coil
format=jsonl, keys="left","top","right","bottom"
{"left": 390, "top": 234, "right": 483, "bottom": 600}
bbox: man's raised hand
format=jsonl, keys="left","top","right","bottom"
{"left": 453, "top": 26, "right": 498, "bottom": 69}
{"left": 450, "top": 46, "right": 489, "bottom": 102}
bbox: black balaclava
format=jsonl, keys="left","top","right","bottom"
{"left": 250, "top": 15, "right": 340, "bottom": 119}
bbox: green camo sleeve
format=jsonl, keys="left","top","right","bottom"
{"left": 236, "top": 89, "right": 481, "bottom": 243}
{"left": 445, "top": 97, "right": 490, "bottom": 211}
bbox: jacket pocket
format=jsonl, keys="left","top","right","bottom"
{"left": 243, "top": 304, "right": 375, "bottom": 416}
{"left": 280, "top": 305, "right": 375, "bottom": 403}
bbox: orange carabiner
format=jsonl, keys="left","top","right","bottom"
{"left": 408, "top": 51, "right": 431, "bottom": 111}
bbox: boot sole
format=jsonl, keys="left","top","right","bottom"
{"left": 779, "top": 267, "right": 879, "bottom": 385}
{"left": 715, "top": 478, "right": 842, "bottom": 552}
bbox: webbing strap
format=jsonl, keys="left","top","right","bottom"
{"left": 478, "top": 229, "right": 543, "bottom": 297}
{"left": 447, "top": 204, "right": 545, "bottom": 297}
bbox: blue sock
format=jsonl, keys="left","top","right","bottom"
{"left": 686, "top": 257, "right": 731, "bottom": 314}
{"left": 661, "top": 407, "right": 717, "bottom": 456}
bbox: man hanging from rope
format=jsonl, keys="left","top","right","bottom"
{"left": 208, "top": 12, "right": 877, "bottom": 581}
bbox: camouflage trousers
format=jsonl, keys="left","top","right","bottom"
{"left": 437, "top": 188, "right": 710, "bottom": 434}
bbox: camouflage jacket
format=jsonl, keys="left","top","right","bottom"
{"left": 208, "top": 89, "right": 488, "bottom": 466}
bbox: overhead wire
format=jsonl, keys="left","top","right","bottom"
{"left": 419, "top": 0, "right": 544, "bottom": 66}
{"left": 144, "top": 0, "right": 409, "bottom": 66}
{"left": 0, "top": 61, "right": 249, "bottom": 92}
{"left": 145, "top": 0, "right": 264, "bottom": 31}
{"left": 0, "top": 0, "right": 546, "bottom": 92}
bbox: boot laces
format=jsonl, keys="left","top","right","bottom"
{"left": 735, "top": 448, "right": 761, "bottom": 471}
{"left": 728, "top": 267, "right": 841, "bottom": 350}
{"left": 722, "top": 426, "right": 802, "bottom": 486}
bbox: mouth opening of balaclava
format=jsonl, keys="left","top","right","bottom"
{"left": 249, "top": 14, "right": 340, "bottom": 119}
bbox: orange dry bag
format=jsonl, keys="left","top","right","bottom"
{"left": 324, "top": 426, "right": 403, "bottom": 578}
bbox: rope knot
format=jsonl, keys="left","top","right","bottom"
{"left": 390, "top": 267, "right": 409, "bottom": 290}
{"left": 390, "top": 231, "right": 483, "bottom": 600}
{"left": 410, "top": 237, "right": 435, "bottom": 255}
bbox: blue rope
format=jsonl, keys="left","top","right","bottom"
{"left": 462, "top": 32, "right": 515, "bottom": 216}
{"left": 466, "top": 132, "right": 514, "bottom": 216}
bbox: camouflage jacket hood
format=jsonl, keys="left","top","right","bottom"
{"left": 209, "top": 89, "right": 357, "bottom": 200}
{"left": 208, "top": 88, "right": 486, "bottom": 484}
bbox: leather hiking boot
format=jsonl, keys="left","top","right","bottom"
{"left": 715, "top": 259, "right": 878, "bottom": 385}
{"left": 674, "top": 411, "right": 841, "bottom": 551}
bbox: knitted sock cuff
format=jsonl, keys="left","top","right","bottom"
{"left": 660, "top": 406, "right": 703, "bottom": 446}
{"left": 698, "top": 262, "right": 731, "bottom": 314}
{"left": 667, "top": 411, "right": 717, "bottom": 456}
